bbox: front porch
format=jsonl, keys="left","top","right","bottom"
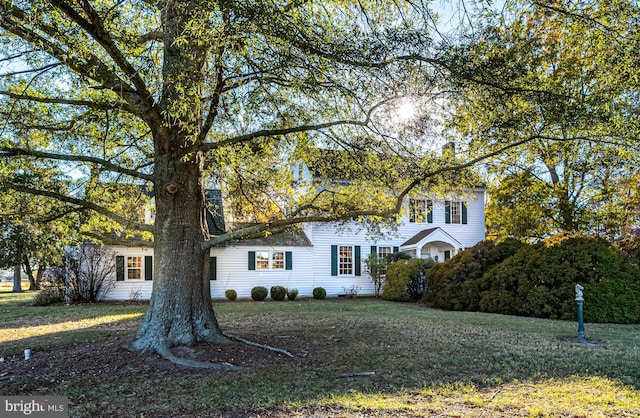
{"left": 399, "top": 227, "right": 463, "bottom": 262}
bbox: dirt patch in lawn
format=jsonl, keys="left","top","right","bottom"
{"left": 1, "top": 333, "right": 309, "bottom": 388}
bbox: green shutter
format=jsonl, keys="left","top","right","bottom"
{"left": 210, "top": 257, "right": 217, "bottom": 280}
{"left": 444, "top": 250, "right": 451, "bottom": 260}
{"left": 355, "top": 246, "right": 361, "bottom": 276}
{"left": 116, "top": 256, "right": 124, "bottom": 281}
{"left": 331, "top": 245, "right": 338, "bottom": 276}
{"left": 370, "top": 246, "right": 377, "bottom": 255}
{"left": 393, "top": 246, "right": 399, "bottom": 253}
{"left": 462, "top": 202, "right": 468, "bottom": 224}
{"left": 248, "top": 251, "right": 256, "bottom": 270}
{"left": 144, "top": 256, "right": 153, "bottom": 280}
{"left": 445, "top": 201, "right": 451, "bottom": 224}
{"left": 427, "top": 200, "right": 433, "bottom": 223}
{"left": 285, "top": 251, "right": 292, "bottom": 270}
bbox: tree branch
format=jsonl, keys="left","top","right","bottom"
{"left": 200, "top": 99, "right": 389, "bottom": 152}
{"left": 2, "top": 181, "right": 153, "bottom": 233}
{"left": 81, "top": 231, "right": 153, "bottom": 247}
{"left": 49, "top": 0, "right": 160, "bottom": 121}
{"left": 0, "top": 147, "right": 153, "bottom": 181}
{"left": 0, "top": 0, "right": 157, "bottom": 124}
{"left": 0, "top": 90, "right": 123, "bottom": 110}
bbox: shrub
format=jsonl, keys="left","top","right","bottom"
{"left": 251, "top": 286, "right": 268, "bottom": 301}
{"left": 32, "top": 287, "right": 64, "bottom": 306}
{"left": 364, "top": 253, "right": 386, "bottom": 298}
{"left": 426, "top": 234, "right": 640, "bottom": 323}
{"left": 270, "top": 286, "right": 286, "bottom": 301}
{"left": 382, "top": 258, "right": 433, "bottom": 302}
{"left": 342, "top": 285, "right": 361, "bottom": 299}
{"left": 287, "top": 288, "right": 299, "bottom": 301}
{"left": 66, "top": 245, "right": 117, "bottom": 302}
{"left": 313, "top": 287, "right": 326, "bottom": 299}
{"left": 423, "top": 238, "right": 525, "bottom": 310}
{"left": 225, "top": 289, "right": 237, "bottom": 301}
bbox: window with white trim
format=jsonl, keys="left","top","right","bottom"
{"left": 249, "top": 251, "right": 291, "bottom": 270}
{"left": 445, "top": 200, "right": 467, "bottom": 225}
{"left": 451, "top": 201, "right": 461, "bottom": 224}
{"left": 271, "top": 251, "right": 285, "bottom": 269}
{"left": 256, "top": 251, "right": 270, "bottom": 269}
{"left": 409, "top": 198, "right": 433, "bottom": 223}
{"left": 339, "top": 245, "right": 353, "bottom": 275}
{"left": 127, "top": 256, "right": 143, "bottom": 280}
{"left": 378, "top": 246, "right": 392, "bottom": 259}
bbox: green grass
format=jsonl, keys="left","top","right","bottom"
{"left": 1, "top": 291, "right": 639, "bottom": 417}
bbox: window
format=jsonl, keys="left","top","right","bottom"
{"left": 271, "top": 252, "right": 285, "bottom": 269}
{"left": 451, "top": 202, "right": 461, "bottom": 224}
{"left": 331, "top": 245, "right": 361, "bottom": 276}
{"left": 256, "top": 251, "right": 270, "bottom": 269}
{"left": 248, "top": 251, "right": 292, "bottom": 270}
{"left": 339, "top": 246, "right": 353, "bottom": 275}
{"left": 378, "top": 246, "right": 392, "bottom": 259}
{"left": 409, "top": 198, "right": 432, "bottom": 223}
{"left": 116, "top": 255, "right": 152, "bottom": 281}
{"left": 127, "top": 256, "right": 142, "bottom": 280}
{"left": 445, "top": 201, "right": 467, "bottom": 224}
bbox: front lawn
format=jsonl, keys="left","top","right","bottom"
{"left": 1, "top": 290, "right": 639, "bottom": 417}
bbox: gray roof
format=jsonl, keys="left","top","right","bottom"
{"left": 400, "top": 228, "right": 439, "bottom": 246}
{"left": 226, "top": 228, "right": 312, "bottom": 247}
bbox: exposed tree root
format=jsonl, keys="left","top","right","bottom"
{"left": 129, "top": 331, "right": 294, "bottom": 370}
{"left": 156, "top": 344, "right": 248, "bottom": 371}
{"left": 221, "top": 331, "right": 295, "bottom": 358}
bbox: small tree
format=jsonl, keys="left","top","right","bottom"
{"left": 383, "top": 258, "right": 433, "bottom": 302}
{"left": 365, "top": 253, "right": 386, "bottom": 298}
{"left": 68, "top": 245, "right": 117, "bottom": 302}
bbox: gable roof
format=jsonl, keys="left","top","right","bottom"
{"left": 400, "top": 227, "right": 463, "bottom": 249}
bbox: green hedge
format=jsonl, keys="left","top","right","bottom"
{"left": 424, "top": 234, "right": 640, "bottom": 324}
{"left": 423, "top": 238, "right": 525, "bottom": 311}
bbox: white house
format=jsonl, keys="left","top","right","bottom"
{"left": 102, "top": 187, "right": 486, "bottom": 300}
{"left": 99, "top": 147, "right": 485, "bottom": 300}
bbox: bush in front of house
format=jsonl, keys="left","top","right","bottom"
{"left": 270, "top": 286, "right": 286, "bottom": 301}
{"left": 312, "top": 287, "right": 326, "bottom": 299}
{"left": 426, "top": 233, "right": 640, "bottom": 323}
{"left": 482, "top": 233, "right": 640, "bottom": 323}
{"left": 251, "top": 286, "right": 268, "bottom": 301}
{"left": 287, "top": 288, "right": 299, "bottom": 301}
{"left": 225, "top": 289, "right": 237, "bottom": 301}
{"left": 382, "top": 257, "right": 433, "bottom": 302}
{"left": 32, "top": 288, "right": 64, "bottom": 306}
{"left": 423, "top": 238, "right": 525, "bottom": 310}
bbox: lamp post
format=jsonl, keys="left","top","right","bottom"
{"left": 575, "top": 284, "right": 586, "bottom": 343}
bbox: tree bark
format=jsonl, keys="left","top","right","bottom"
{"left": 130, "top": 137, "right": 226, "bottom": 352}
{"left": 22, "top": 254, "right": 36, "bottom": 290}
{"left": 13, "top": 262, "right": 23, "bottom": 293}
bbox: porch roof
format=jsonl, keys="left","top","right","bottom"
{"left": 399, "top": 227, "right": 462, "bottom": 250}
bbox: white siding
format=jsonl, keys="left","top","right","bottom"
{"left": 210, "top": 245, "right": 314, "bottom": 298}
{"left": 102, "top": 246, "right": 154, "bottom": 301}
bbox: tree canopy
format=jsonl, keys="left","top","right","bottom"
{"left": 450, "top": 0, "right": 640, "bottom": 241}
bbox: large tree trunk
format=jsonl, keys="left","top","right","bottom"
{"left": 130, "top": 0, "right": 227, "bottom": 354}
{"left": 130, "top": 139, "right": 225, "bottom": 352}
